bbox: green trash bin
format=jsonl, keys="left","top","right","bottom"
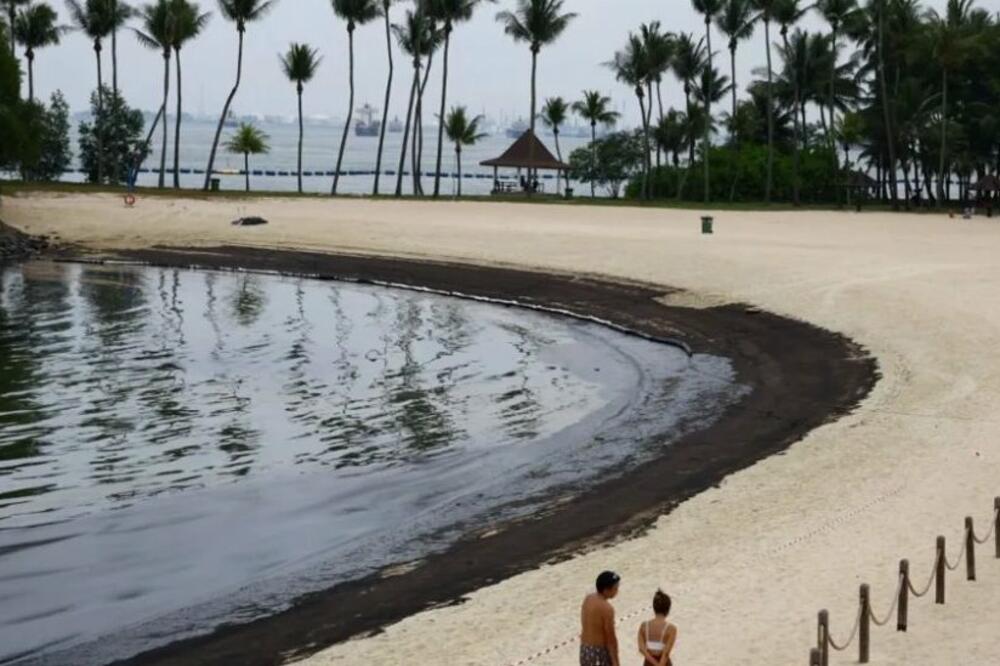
{"left": 701, "top": 215, "right": 714, "bottom": 234}
{"left": 210, "top": 177, "right": 221, "bottom": 192}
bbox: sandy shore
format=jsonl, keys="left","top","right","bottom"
{"left": 5, "top": 191, "right": 1000, "bottom": 665}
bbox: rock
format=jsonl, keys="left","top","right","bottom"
{"left": 231, "top": 216, "right": 268, "bottom": 227}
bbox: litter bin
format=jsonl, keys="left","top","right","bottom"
{"left": 701, "top": 215, "right": 714, "bottom": 235}
{"left": 210, "top": 177, "right": 221, "bottom": 192}
{"left": 564, "top": 187, "right": 574, "bottom": 199}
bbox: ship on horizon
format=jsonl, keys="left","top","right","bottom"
{"left": 355, "top": 104, "right": 381, "bottom": 137}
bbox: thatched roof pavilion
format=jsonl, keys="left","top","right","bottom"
{"left": 481, "top": 131, "right": 569, "bottom": 194}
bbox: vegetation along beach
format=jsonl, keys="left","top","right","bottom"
{"left": 2, "top": 1, "right": 1000, "bottom": 665}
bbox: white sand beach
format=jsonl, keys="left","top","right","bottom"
{"left": 4, "top": 191, "right": 999, "bottom": 665}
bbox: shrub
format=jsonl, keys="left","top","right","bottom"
{"left": 78, "top": 86, "right": 147, "bottom": 185}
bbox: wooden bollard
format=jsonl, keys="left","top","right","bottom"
{"left": 936, "top": 536, "right": 946, "bottom": 604}
{"left": 818, "top": 610, "right": 830, "bottom": 666}
{"left": 859, "top": 584, "right": 871, "bottom": 663}
{"left": 898, "top": 560, "right": 909, "bottom": 632}
{"left": 994, "top": 497, "right": 1000, "bottom": 559}
{"left": 966, "top": 517, "right": 977, "bottom": 581}
{"left": 810, "top": 647, "right": 821, "bottom": 666}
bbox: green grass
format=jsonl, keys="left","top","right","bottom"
{"left": 0, "top": 178, "right": 917, "bottom": 213}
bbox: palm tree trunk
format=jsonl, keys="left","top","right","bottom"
{"left": 27, "top": 53, "right": 34, "bottom": 102}
{"left": 703, "top": 18, "right": 712, "bottom": 204}
{"left": 938, "top": 68, "right": 948, "bottom": 204}
{"left": 656, "top": 80, "right": 664, "bottom": 167}
{"left": 782, "top": 31, "right": 801, "bottom": 206}
{"left": 297, "top": 84, "right": 304, "bottom": 193}
{"left": 528, "top": 47, "right": 538, "bottom": 187}
{"left": 6, "top": 6, "right": 14, "bottom": 58}
{"left": 828, "top": 26, "right": 838, "bottom": 154}
{"left": 728, "top": 44, "right": 739, "bottom": 203}
{"left": 244, "top": 152, "right": 249, "bottom": 192}
{"left": 590, "top": 123, "right": 596, "bottom": 198}
{"left": 763, "top": 19, "right": 774, "bottom": 204}
{"left": 415, "top": 49, "right": 436, "bottom": 196}
{"left": 112, "top": 27, "right": 119, "bottom": 93}
{"left": 395, "top": 61, "right": 420, "bottom": 196}
{"left": 456, "top": 146, "right": 462, "bottom": 197}
{"left": 374, "top": 5, "right": 393, "bottom": 195}
{"left": 332, "top": 26, "right": 356, "bottom": 195}
{"left": 204, "top": 29, "right": 244, "bottom": 190}
{"left": 553, "top": 127, "right": 563, "bottom": 195}
{"left": 877, "top": 1, "right": 899, "bottom": 209}
{"left": 637, "top": 91, "right": 649, "bottom": 200}
{"left": 159, "top": 52, "right": 170, "bottom": 189}
{"left": 173, "top": 48, "right": 183, "bottom": 189}
{"left": 95, "top": 41, "right": 104, "bottom": 184}
{"left": 433, "top": 26, "right": 452, "bottom": 197}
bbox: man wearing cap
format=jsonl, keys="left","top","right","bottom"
{"left": 579, "top": 570, "right": 621, "bottom": 666}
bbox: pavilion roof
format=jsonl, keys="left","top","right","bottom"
{"left": 480, "top": 130, "right": 569, "bottom": 170}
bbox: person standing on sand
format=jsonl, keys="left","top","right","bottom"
{"left": 637, "top": 590, "right": 677, "bottom": 666}
{"left": 580, "top": 570, "right": 621, "bottom": 666}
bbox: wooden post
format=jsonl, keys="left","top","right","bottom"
{"left": 936, "top": 536, "right": 946, "bottom": 604}
{"left": 859, "top": 584, "right": 871, "bottom": 663}
{"left": 809, "top": 648, "right": 821, "bottom": 666}
{"left": 818, "top": 610, "right": 829, "bottom": 666}
{"left": 966, "top": 517, "right": 976, "bottom": 581}
{"left": 898, "top": 559, "right": 909, "bottom": 632}
{"left": 994, "top": 497, "right": 1000, "bottom": 559}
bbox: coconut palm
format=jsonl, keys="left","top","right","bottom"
{"left": 170, "top": 0, "right": 210, "bottom": 188}
{"left": 2, "top": 0, "right": 28, "bottom": 58}
{"left": 392, "top": 7, "right": 439, "bottom": 196}
{"left": 607, "top": 33, "right": 652, "bottom": 199}
{"left": 571, "top": 90, "right": 619, "bottom": 196}
{"left": 716, "top": 0, "right": 755, "bottom": 130}
{"left": 280, "top": 42, "right": 321, "bottom": 193}
{"left": 134, "top": 0, "right": 175, "bottom": 189}
{"left": 412, "top": 14, "right": 443, "bottom": 195}
{"left": 443, "top": 105, "right": 484, "bottom": 196}
{"left": 67, "top": 0, "right": 116, "bottom": 183}
{"left": 13, "top": 3, "right": 66, "bottom": 101}
{"left": 107, "top": 1, "right": 134, "bottom": 93}
{"left": 373, "top": 0, "right": 396, "bottom": 195}
{"left": 815, "top": 0, "right": 858, "bottom": 150}
{"left": 330, "top": 0, "right": 380, "bottom": 195}
{"left": 540, "top": 96, "right": 568, "bottom": 192}
{"left": 427, "top": 0, "right": 493, "bottom": 198}
{"left": 692, "top": 0, "right": 722, "bottom": 202}
{"left": 749, "top": 0, "right": 778, "bottom": 203}
{"left": 774, "top": 0, "right": 807, "bottom": 206}
{"left": 672, "top": 32, "right": 706, "bottom": 164}
{"left": 225, "top": 122, "right": 269, "bottom": 192}
{"left": 496, "top": 0, "right": 576, "bottom": 141}
{"left": 203, "top": 0, "right": 276, "bottom": 191}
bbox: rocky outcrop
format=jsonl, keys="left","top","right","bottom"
{"left": 0, "top": 221, "right": 48, "bottom": 261}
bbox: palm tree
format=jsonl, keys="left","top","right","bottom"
{"left": 571, "top": 90, "right": 619, "bottom": 197}
{"left": 3, "top": 0, "right": 28, "bottom": 59}
{"left": 638, "top": 21, "right": 672, "bottom": 169}
{"left": 13, "top": 3, "right": 66, "bottom": 101}
{"left": 392, "top": 7, "right": 438, "bottom": 196}
{"left": 108, "top": 1, "right": 134, "bottom": 93}
{"left": 750, "top": 0, "right": 778, "bottom": 203}
{"left": 280, "top": 42, "right": 321, "bottom": 193}
{"left": 203, "top": 0, "right": 276, "bottom": 191}
{"left": 716, "top": 0, "right": 755, "bottom": 131}
{"left": 427, "top": 0, "right": 493, "bottom": 198}
{"left": 330, "top": 0, "right": 380, "bottom": 195}
{"left": 67, "top": 0, "right": 115, "bottom": 183}
{"left": 134, "top": 0, "right": 175, "bottom": 189}
{"left": 672, "top": 32, "right": 706, "bottom": 164}
{"left": 540, "top": 96, "right": 568, "bottom": 193}
{"left": 443, "top": 105, "right": 485, "bottom": 196}
{"left": 607, "top": 33, "right": 652, "bottom": 199}
{"left": 225, "top": 122, "right": 269, "bottom": 192}
{"left": 774, "top": 0, "right": 806, "bottom": 206}
{"left": 412, "top": 15, "right": 442, "bottom": 195}
{"left": 815, "top": 0, "right": 857, "bottom": 151}
{"left": 496, "top": 0, "right": 576, "bottom": 183}
{"left": 373, "top": 0, "right": 396, "bottom": 195}
{"left": 170, "top": 0, "right": 210, "bottom": 188}
{"left": 692, "top": 0, "right": 722, "bottom": 203}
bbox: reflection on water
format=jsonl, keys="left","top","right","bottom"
{"left": 0, "top": 262, "right": 742, "bottom": 665}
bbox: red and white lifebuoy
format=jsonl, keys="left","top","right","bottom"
{"left": 124, "top": 193, "right": 136, "bottom": 207}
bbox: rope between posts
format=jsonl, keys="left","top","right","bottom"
{"left": 908, "top": 551, "right": 939, "bottom": 598}
{"left": 972, "top": 509, "right": 998, "bottom": 545}
{"left": 827, "top": 606, "right": 863, "bottom": 652}
{"left": 869, "top": 574, "right": 904, "bottom": 627}
{"left": 944, "top": 537, "right": 967, "bottom": 572}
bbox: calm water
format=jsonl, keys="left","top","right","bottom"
{"left": 64, "top": 119, "right": 597, "bottom": 196}
{"left": 0, "top": 262, "right": 740, "bottom": 665}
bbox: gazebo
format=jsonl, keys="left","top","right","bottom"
{"left": 842, "top": 169, "right": 878, "bottom": 210}
{"left": 971, "top": 174, "right": 1000, "bottom": 215}
{"left": 481, "top": 130, "right": 569, "bottom": 195}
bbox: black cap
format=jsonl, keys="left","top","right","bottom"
{"left": 596, "top": 570, "right": 621, "bottom": 592}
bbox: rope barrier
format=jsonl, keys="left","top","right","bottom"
{"left": 907, "top": 552, "right": 938, "bottom": 598}
{"left": 971, "top": 509, "right": 998, "bottom": 545}
{"left": 868, "top": 574, "right": 904, "bottom": 627}
{"left": 944, "top": 537, "right": 967, "bottom": 572}
{"left": 827, "top": 606, "right": 863, "bottom": 652}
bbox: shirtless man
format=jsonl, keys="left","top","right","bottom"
{"left": 580, "top": 570, "right": 621, "bottom": 666}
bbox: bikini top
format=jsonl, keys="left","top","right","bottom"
{"left": 644, "top": 620, "right": 670, "bottom": 653}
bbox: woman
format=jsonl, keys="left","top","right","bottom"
{"left": 637, "top": 589, "right": 677, "bottom": 666}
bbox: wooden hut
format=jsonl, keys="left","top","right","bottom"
{"left": 481, "top": 130, "right": 569, "bottom": 195}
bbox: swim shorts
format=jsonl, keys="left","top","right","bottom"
{"left": 580, "top": 644, "right": 612, "bottom": 666}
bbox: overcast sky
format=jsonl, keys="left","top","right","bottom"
{"left": 22, "top": 0, "right": 994, "bottom": 125}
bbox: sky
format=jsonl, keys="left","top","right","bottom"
{"left": 20, "top": 0, "right": 995, "bottom": 126}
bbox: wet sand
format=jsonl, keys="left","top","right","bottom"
{"left": 4, "top": 192, "right": 999, "bottom": 665}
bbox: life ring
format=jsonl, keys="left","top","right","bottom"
{"left": 124, "top": 193, "right": 136, "bottom": 207}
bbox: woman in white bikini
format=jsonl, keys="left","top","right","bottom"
{"left": 637, "top": 590, "right": 677, "bottom": 666}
